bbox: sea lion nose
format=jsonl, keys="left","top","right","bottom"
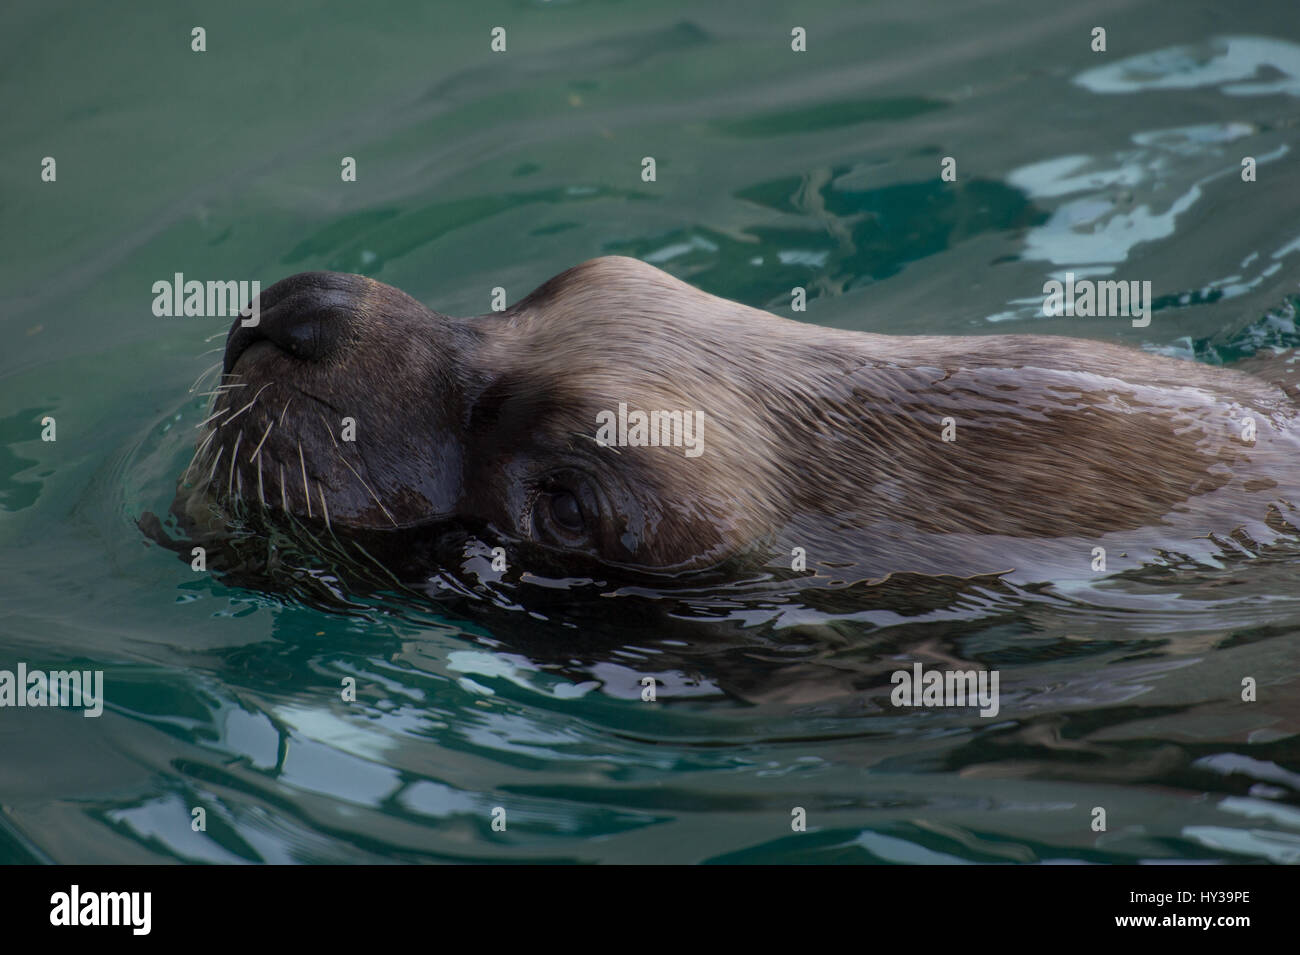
{"left": 222, "top": 272, "right": 359, "bottom": 375}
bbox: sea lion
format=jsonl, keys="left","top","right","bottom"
{"left": 176, "top": 256, "right": 1300, "bottom": 590}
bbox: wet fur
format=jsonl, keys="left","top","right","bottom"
{"left": 184, "top": 256, "right": 1300, "bottom": 585}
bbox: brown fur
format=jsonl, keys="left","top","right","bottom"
{"left": 189, "top": 256, "right": 1300, "bottom": 584}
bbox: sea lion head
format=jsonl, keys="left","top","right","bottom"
{"left": 186, "top": 258, "right": 789, "bottom": 579}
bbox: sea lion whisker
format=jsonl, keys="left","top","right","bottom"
{"left": 332, "top": 448, "right": 397, "bottom": 527}
{"left": 257, "top": 454, "right": 266, "bottom": 509}
{"left": 195, "top": 407, "right": 231, "bottom": 430}
{"left": 205, "top": 444, "right": 225, "bottom": 489}
{"left": 194, "top": 423, "right": 220, "bottom": 456}
{"left": 181, "top": 447, "right": 201, "bottom": 482}
{"left": 572, "top": 432, "right": 620, "bottom": 455}
{"left": 299, "top": 441, "right": 313, "bottom": 519}
{"left": 189, "top": 362, "right": 222, "bottom": 394}
{"left": 250, "top": 418, "right": 275, "bottom": 462}
{"left": 279, "top": 463, "right": 287, "bottom": 511}
{"left": 184, "top": 421, "right": 226, "bottom": 479}
{"left": 315, "top": 410, "right": 340, "bottom": 450}
{"left": 228, "top": 431, "right": 243, "bottom": 500}
{"left": 224, "top": 382, "right": 273, "bottom": 427}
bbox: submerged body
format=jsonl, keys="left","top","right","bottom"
{"left": 177, "top": 256, "right": 1300, "bottom": 589}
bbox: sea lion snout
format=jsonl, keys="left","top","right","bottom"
{"left": 222, "top": 271, "right": 373, "bottom": 374}
{"left": 194, "top": 271, "right": 476, "bottom": 532}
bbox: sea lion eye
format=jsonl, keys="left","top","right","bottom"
{"left": 532, "top": 471, "right": 601, "bottom": 545}
{"left": 550, "top": 490, "right": 583, "bottom": 531}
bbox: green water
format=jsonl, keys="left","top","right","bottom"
{"left": 4, "top": 0, "right": 1300, "bottom": 863}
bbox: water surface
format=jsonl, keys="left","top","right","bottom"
{"left": 3, "top": 0, "right": 1300, "bottom": 863}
